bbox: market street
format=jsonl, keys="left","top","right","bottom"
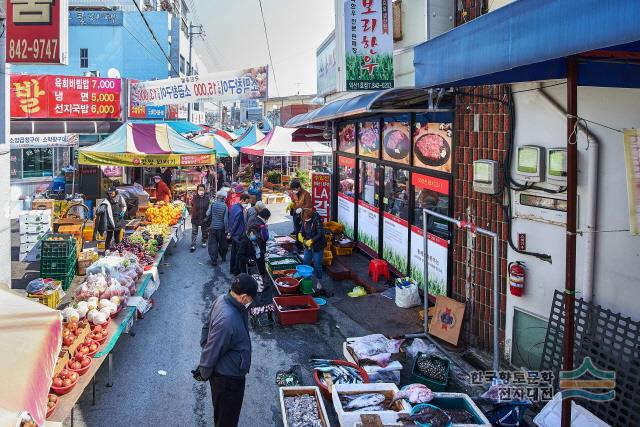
{"left": 67, "top": 207, "right": 369, "bottom": 427}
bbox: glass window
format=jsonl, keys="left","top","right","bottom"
{"left": 382, "top": 166, "right": 410, "bottom": 274}
{"left": 80, "top": 48, "right": 89, "bottom": 68}
{"left": 179, "top": 55, "right": 186, "bottom": 74}
{"left": 358, "top": 161, "right": 379, "bottom": 207}
{"left": 337, "top": 156, "right": 356, "bottom": 238}
{"left": 358, "top": 160, "right": 380, "bottom": 254}
{"left": 383, "top": 166, "right": 409, "bottom": 221}
{"left": 10, "top": 150, "right": 22, "bottom": 180}
{"left": 338, "top": 123, "right": 356, "bottom": 154}
{"left": 358, "top": 121, "right": 380, "bottom": 158}
{"left": 413, "top": 174, "right": 450, "bottom": 238}
{"left": 382, "top": 118, "right": 410, "bottom": 165}
{"left": 22, "top": 148, "right": 53, "bottom": 179}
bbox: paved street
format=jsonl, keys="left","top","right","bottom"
{"left": 67, "top": 204, "right": 369, "bottom": 426}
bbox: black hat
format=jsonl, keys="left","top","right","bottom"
{"left": 289, "top": 179, "right": 301, "bottom": 189}
{"left": 231, "top": 273, "right": 258, "bottom": 299}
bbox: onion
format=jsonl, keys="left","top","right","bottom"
{"left": 87, "top": 309, "right": 99, "bottom": 323}
{"left": 99, "top": 307, "right": 112, "bottom": 318}
{"left": 110, "top": 296, "right": 121, "bottom": 306}
{"left": 93, "top": 312, "right": 107, "bottom": 325}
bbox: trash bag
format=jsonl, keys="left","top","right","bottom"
{"left": 395, "top": 280, "right": 421, "bottom": 308}
{"left": 406, "top": 338, "right": 437, "bottom": 359}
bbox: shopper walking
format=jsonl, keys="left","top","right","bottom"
{"left": 226, "top": 184, "right": 244, "bottom": 209}
{"left": 246, "top": 201, "right": 265, "bottom": 229}
{"left": 190, "top": 184, "right": 210, "bottom": 252}
{"left": 247, "top": 173, "right": 263, "bottom": 203}
{"left": 300, "top": 209, "right": 326, "bottom": 288}
{"left": 154, "top": 175, "right": 172, "bottom": 203}
{"left": 216, "top": 162, "right": 227, "bottom": 190}
{"left": 206, "top": 190, "right": 229, "bottom": 266}
{"left": 105, "top": 186, "right": 126, "bottom": 249}
{"left": 288, "top": 179, "right": 312, "bottom": 251}
{"left": 193, "top": 274, "right": 257, "bottom": 427}
{"left": 229, "top": 193, "right": 251, "bottom": 275}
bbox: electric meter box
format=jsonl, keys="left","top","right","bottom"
{"left": 516, "top": 145, "right": 545, "bottom": 183}
{"left": 473, "top": 160, "right": 501, "bottom": 194}
{"left": 546, "top": 148, "right": 568, "bottom": 186}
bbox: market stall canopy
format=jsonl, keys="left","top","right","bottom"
{"left": 213, "top": 129, "right": 238, "bottom": 140}
{"left": 132, "top": 120, "right": 202, "bottom": 134}
{"left": 284, "top": 88, "right": 453, "bottom": 128}
{"left": 0, "top": 288, "right": 62, "bottom": 426}
{"left": 78, "top": 123, "right": 215, "bottom": 167}
{"left": 241, "top": 126, "right": 331, "bottom": 157}
{"left": 413, "top": 0, "right": 640, "bottom": 89}
{"left": 192, "top": 134, "right": 239, "bottom": 158}
{"left": 233, "top": 125, "right": 266, "bottom": 148}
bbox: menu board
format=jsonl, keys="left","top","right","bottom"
{"left": 338, "top": 123, "right": 356, "bottom": 154}
{"left": 382, "top": 121, "right": 410, "bottom": 164}
{"left": 358, "top": 121, "right": 380, "bottom": 158}
{"left": 413, "top": 122, "right": 453, "bottom": 173}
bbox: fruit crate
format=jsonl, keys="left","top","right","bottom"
{"left": 43, "top": 261, "right": 77, "bottom": 291}
{"left": 41, "top": 254, "right": 77, "bottom": 277}
{"left": 41, "top": 234, "right": 77, "bottom": 259}
{"left": 410, "top": 352, "right": 450, "bottom": 392}
{"left": 27, "top": 288, "right": 61, "bottom": 309}
{"left": 322, "top": 250, "right": 333, "bottom": 266}
{"left": 332, "top": 246, "right": 353, "bottom": 256}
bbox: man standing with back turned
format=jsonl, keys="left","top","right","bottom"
{"left": 193, "top": 274, "right": 257, "bottom": 427}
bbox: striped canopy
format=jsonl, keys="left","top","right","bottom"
{"left": 233, "top": 125, "right": 266, "bottom": 148}
{"left": 240, "top": 126, "right": 332, "bottom": 157}
{"left": 192, "top": 134, "right": 239, "bottom": 158}
{"left": 78, "top": 123, "right": 215, "bottom": 167}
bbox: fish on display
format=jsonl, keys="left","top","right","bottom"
{"left": 339, "top": 393, "right": 386, "bottom": 410}
{"left": 352, "top": 405, "right": 386, "bottom": 412}
{"left": 392, "top": 383, "right": 434, "bottom": 404}
{"left": 397, "top": 405, "right": 451, "bottom": 427}
{"left": 310, "top": 359, "right": 364, "bottom": 385}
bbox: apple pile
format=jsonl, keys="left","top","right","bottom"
{"left": 51, "top": 369, "right": 78, "bottom": 391}
{"left": 67, "top": 352, "right": 92, "bottom": 373}
{"left": 47, "top": 394, "right": 58, "bottom": 411}
{"left": 61, "top": 321, "right": 80, "bottom": 347}
{"left": 75, "top": 337, "right": 100, "bottom": 356}
{"left": 89, "top": 324, "right": 109, "bottom": 342}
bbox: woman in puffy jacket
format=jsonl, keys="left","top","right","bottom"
{"left": 300, "top": 209, "right": 326, "bottom": 287}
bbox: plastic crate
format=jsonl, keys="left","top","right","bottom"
{"left": 333, "top": 246, "right": 353, "bottom": 256}
{"left": 43, "top": 261, "right": 76, "bottom": 291}
{"left": 323, "top": 221, "right": 344, "bottom": 234}
{"left": 273, "top": 295, "right": 319, "bottom": 325}
{"left": 41, "top": 254, "right": 76, "bottom": 277}
{"left": 411, "top": 352, "right": 450, "bottom": 392}
{"left": 323, "top": 250, "right": 333, "bottom": 266}
{"left": 41, "top": 234, "right": 77, "bottom": 259}
{"left": 27, "top": 286, "right": 61, "bottom": 309}
{"left": 267, "top": 256, "right": 300, "bottom": 271}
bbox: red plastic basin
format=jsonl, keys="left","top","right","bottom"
{"left": 312, "top": 359, "right": 370, "bottom": 399}
{"left": 273, "top": 295, "right": 319, "bottom": 326}
{"left": 275, "top": 277, "right": 300, "bottom": 294}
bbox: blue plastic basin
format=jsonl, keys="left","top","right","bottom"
{"left": 296, "top": 264, "right": 314, "bottom": 278}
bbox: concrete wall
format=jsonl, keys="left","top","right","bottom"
{"left": 505, "top": 82, "right": 640, "bottom": 363}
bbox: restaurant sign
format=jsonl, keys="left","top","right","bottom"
{"left": 10, "top": 133, "right": 78, "bottom": 149}
{"left": 6, "top": 0, "right": 69, "bottom": 64}
{"left": 312, "top": 173, "right": 331, "bottom": 223}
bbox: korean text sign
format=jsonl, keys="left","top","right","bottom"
{"left": 6, "top": 0, "right": 69, "bottom": 64}
{"left": 344, "top": 0, "right": 394, "bottom": 91}
{"left": 312, "top": 173, "right": 331, "bottom": 223}
{"left": 130, "top": 66, "right": 269, "bottom": 106}
{"left": 10, "top": 74, "right": 122, "bottom": 119}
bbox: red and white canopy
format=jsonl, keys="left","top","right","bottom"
{"left": 240, "top": 126, "right": 331, "bottom": 157}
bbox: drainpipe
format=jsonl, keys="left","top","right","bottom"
{"left": 537, "top": 83, "right": 599, "bottom": 303}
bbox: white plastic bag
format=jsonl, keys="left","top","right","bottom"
{"left": 395, "top": 281, "right": 421, "bottom": 308}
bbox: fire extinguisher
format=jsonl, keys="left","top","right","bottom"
{"left": 509, "top": 261, "right": 526, "bottom": 296}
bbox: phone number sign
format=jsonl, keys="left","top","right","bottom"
{"left": 6, "top": 0, "right": 69, "bottom": 64}
{"left": 10, "top": 74, "right": 122, "bottom": 119}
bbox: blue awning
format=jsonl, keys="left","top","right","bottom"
{"left": 414, "top": 0, "right": 640, "bottom": 89}
{"left": 130, "top": 120, "right": 202, "bottom": 134}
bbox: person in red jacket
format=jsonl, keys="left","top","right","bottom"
{"left": 226, "top": 184, "right": 244, "bottom": 209}
{"left": 154, "top": 175, "right": 172, "bottom": 203}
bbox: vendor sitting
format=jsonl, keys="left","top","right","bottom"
{"left": 236, "top": 225, "right": 266, "bottom": 276}
{"left": 247, "top": 173, "right": 263, "bottom": 204}
{"left": 154, "top": 175, "right": 172, "bottom": 203}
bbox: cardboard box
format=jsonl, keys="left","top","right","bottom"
{"left": 32, "top": 199, "right": 55, "bottom": 211}
{"left": 280, "top": 386, "right": 330, "bottom": 427}
{"left": 19, "top": 222, "right": 50, "bottom": 235}
{"left": 19, "top": 210, "right": 52, "bottom": 225}
{"left": 331, "top": 383, "right": 410, "bottom": 427}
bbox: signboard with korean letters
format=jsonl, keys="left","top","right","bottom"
{"left": 6, "top": 0, "right": 69, "bottom": 64}
{"left": 10, "top": 133, "right": 78, "bottom": 149}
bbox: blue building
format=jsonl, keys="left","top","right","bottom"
{"left": 12, "top": 10, "right": 171, "bottom": 81}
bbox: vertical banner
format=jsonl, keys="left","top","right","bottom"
{"left": 344, "top": 0, "right": 394, "bottom": 91}
{"left": 357, "top": 200, "right": 379, "bottom": 254}
{"left": 382, "top": 212, "right": 408, "bottom": 274}
{"left": 337, "top": 156, "right": 356, "bottom": 238}
{"left": 623, "top": 129, "right": 640, "bottom": 235}
{"left": 6, "top": 0, "right": 69, "bottom": 64}
{"left": 312, "top": 173, "right": 331, "bottom": 223}
{"left": 410, "top": 228, "right": 448, "bottom": 296}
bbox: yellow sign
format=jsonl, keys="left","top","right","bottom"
{"left": 78, "top": 152, "right": 215, "bottom": 167}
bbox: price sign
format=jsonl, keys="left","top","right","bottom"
{"left": 6, "top": 0, "right": 69, "bottom": 64}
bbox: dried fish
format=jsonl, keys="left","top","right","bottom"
{"left": 284, "top": 394, "right": 323, "bottom": 427}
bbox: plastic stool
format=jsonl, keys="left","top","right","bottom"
{"left": 368, "top": 259, "right": 390, "bottom": 282}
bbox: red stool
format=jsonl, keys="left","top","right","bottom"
{"left": 368, "top": 259, "right": 390, "bottom": 282}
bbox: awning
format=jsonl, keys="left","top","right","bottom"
{"left": 285, "top": 88, "right": 453, "bottom": 128}
{"left": 414, "top": 0, "right": 640, "bottom": 89}
{"left": 192, "top": 134, "right": 239, "bottom": 158}
{"left": 233, "top": 125, "right": 266, "bottom": 148}
{"left": 131, "top": 120, "right": 202, "bottom": 134}
{"left": 78, "top": 123, "right": 215, "bottom": 167}
{"left": 212, "top": 129, "right": 238, "bottom": 140}
{"left": 241, "top": 126, "right": 332, "bottom": 157}
{"left": 10, "top": 120, "right": 123, "bottom": 135}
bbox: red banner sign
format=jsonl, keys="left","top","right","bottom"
{"left": 6, "top": 0, "right": 69, "bottom": 64}
{"left": 411, "top": 172, "right": 450, "bottom": 195}
{"left": 10, "top": 74, "right": 122, "bottom": 119}
{"left": 312, "top": 173, "right": 331, "bottom": 223}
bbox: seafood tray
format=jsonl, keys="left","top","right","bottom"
{"left": 267, "top": 256, "right": 301, "bottom": 271}
{"left": 411, "top": 352, "right": 450, "bottom": 392}
{"left": 273, "top": 295, "right": 319, "bottom": 325}
{"left": 279, "top": 386, "right": 330, "bottom": 427}
{"left": 331, "top": 383, "right": 411, "bottom": 427}
{"left": 411, "top": 393, "right": 491, "bottom": 427}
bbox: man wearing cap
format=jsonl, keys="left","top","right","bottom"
{"left": 154, "top": 175, "right": 172, "bottom": 204}
{"left": 194, "top": 273, "right": 257, "bottom": 427}
{"left": 205, "top": 190, "right": 229, "bottom": 265}
{"left": 247, "top": 173, "right": 263, "bottom": 204}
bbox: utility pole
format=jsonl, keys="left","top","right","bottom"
{"left": 187, "top": 23, "right": 203, "bottom": 123}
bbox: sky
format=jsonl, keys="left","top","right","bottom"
{"left": 193, "top": 0, "right": 335, "bottom": 98}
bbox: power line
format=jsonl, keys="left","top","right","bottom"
{"left": 122, "top": 25, "right": 170, "bottom": 67}
{"left": 257, "top": 0, "right": 279, "bottom": 97}
{"left": 131, "top": 0, "right": 179, "bottom": 76}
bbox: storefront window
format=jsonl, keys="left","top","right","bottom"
{"left": 382, "top": 118, "right": 410, "bottom": 165}
{"left": 338, "top": 123, "right": 356, "bottom": 154}
{"left": 382, "top": 166, "right": 410, "bottom": 274}
{"left": 410, "top": 173, "right": 450, "bottom": 296}
{"left": 413, "top": 114, "right": 453, "bottom": 173}
{"left": 10, "top": 150, "right": 23, "bottom": 179}
{"left": 358, "top": 121, "right": 379, "bottom": 158}
{"left": 22, "top": 148, "right": 54, "bottom": 178}
{"left": 337, "top": 156, "right": 356, "bottom": 238}
{"left": 357, "top": 161, "right": 380, "bottom": 254}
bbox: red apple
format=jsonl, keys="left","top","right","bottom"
{"left": 63, "top": 336, "right": 74, "bottom": 346}
{"left": 89, "top": 343, "right": 98, "bottom": 352}
{"left": 69, "top": 372, "right": 78, "bottom": 382}
{"left": 59, "top": 369, "right": 70, "bottom": 379}
{"left": 75, "top": 353, "right": 84, "bottom": 362}
{"left": 62, "top": 378, "right": 72, "bottom": 387}
{"left": 67, "top": 321, "right": 78, "bottom": 332}
{"left": 78, "top": 346, "right": 89, "bottom": 354}
{"left": 52, "top": 378, "right": 63, "bottom": 387}
{"left": 71, "top": 361, "right": 82, "bottom": 370}
{"left": 93, "top": 325, "right": 102, "bottom": 333}
{"left": 80, "top": 357, "right": 91, "bottom": 367}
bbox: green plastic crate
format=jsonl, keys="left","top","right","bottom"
{"left": 267, "top": 256, "right": 300, "bottom": 271}
{"left": 41, "top": 254, "right": 77, "bottom": 277}
{"left": 41, "top": 234, "right": 77, "bottom": 259}
{"left": 43, "top": 261, "right": 76, "bottom": 291}
{"left": 411, "top": 352, "right": 450, "bottom": 392}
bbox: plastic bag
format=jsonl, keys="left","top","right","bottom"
{"left": 395, "top": 281, "right": 421, "bottom": 308}
{"left": 406, "top": 339, "right": 437, "bottom": 359}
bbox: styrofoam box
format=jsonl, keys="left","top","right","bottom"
{"left": 19, "top": 210, "right": 51, "bottom": 225}
{"left": 20, "top": 241, "right": 40, "bottom": 253}
{"left": 279, "top": 386, "right": 330, "bottom": 427}
{"left": 332, "top": 383, "right": 410, "bottom": 427}
{"left": 534, "top": 392, "right": 609, "bottom": 427}
{"left": 343, "top": 341, "right": 402, "bottom": 384}
{"left": 20, "top": 222, "right": 51, "bottom": 235}
{"left": 20, "top": 233, "right": 43, "bottom": 244}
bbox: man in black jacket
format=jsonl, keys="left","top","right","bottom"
{"left": 236, "top": 225, "right": 267, "bottom": 276}
{"left": 194, "top": 274, "right": 257, "bottom": 427}
{"left": 190, "top": 184, "right": 210, "bottom": 252}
